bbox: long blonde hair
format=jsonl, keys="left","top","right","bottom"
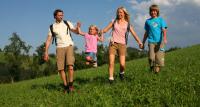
{"left": 116, "top": 6, "right": 130, "bottom": 23}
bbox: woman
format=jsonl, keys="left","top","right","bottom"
{"left": 101, "top": 6, "right": 143, "bottom": 84}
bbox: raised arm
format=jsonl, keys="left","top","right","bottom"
{"left": 129, "top": 25, "right": 143, "bottom": 48}
{"left": 101, "top": 21, "right": 113, "bottom": 34}
{"left": 77, "top": 22, "right": 86, "bottom": 36}
{"left": 68, "top": 21, "right": 79, "bottom": 34}
{"left": 97, "top": 33, "right": 104, "bottom": 42}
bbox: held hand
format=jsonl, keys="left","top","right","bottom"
{"left": 139, "top": 43, "right": 144, "bottom": 49}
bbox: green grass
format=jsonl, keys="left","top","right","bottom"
{"left": 0, "top": 44, "right": 200, "bottom": 107}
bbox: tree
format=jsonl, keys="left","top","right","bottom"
{"left": 35, "top": 42, "right": 45, "bottom": 65}
{"left": 97, "top": 44, "right": 109, "bottom": 66}
{"left": 126, "top": 47, "right": 147, "bottom": 61}
{"left": 3, "top": 32, "right": 32, "bottom": 83}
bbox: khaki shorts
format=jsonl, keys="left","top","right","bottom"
{"left": 56, "top": 46, "right": 75, "bottom": 71}
{"left": 109, "top": 42, "right": 126, "bottom": 56}
{"left": 148, "top": 43, "right": 165, "bottom": 67}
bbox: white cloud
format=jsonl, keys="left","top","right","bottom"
{"left": 128, "top": 0, "right": 200, "bottom": 48}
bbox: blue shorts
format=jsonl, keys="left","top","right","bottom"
{"left": 85, "top": 52, "right": 97, "bottom": 62}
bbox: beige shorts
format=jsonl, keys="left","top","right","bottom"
{"left": 148, "top": 43, "right": 165, "bottom": 67}
{"left": 56, "top": 46, "right": 75, "bottom": 71}
{"left": 109, "top": 42, "right": 126, "bottom": 56}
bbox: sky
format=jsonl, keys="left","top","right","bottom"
{"left": 0, "top": 0, "right": 200, "bottom": 54}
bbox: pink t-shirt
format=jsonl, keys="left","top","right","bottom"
{"left": 112, "top": 20, "right": 128, "bottom": 44}
{"left": 84, "top": 33, "right": 98, "bottom": 53}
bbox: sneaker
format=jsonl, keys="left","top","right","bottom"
{"left": 63, "top": 85, "right": 69, "bottom": 94}
{"left": 150, "top": 66, "right": 154, "bottom": 72}
{"left": 109, "top": 79, "right": 114, "bottom": 84}
{"left": 119, "top": 73, "right": 124, "bottom": 80}
{"left": 93, "top": 62, "right": 98, "bottom": 68}
{"left": 68, "top": 86, "right": 74, "bottom": 92}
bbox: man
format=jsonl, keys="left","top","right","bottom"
{"left": 43, "top": 9, "right": 79, "bottom": 93}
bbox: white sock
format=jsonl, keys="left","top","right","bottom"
{"left": 109, "top": 77, "right": 114, "bottom": 80}
{"left": 120, "top": 71, "right": 124, "bottom": 74}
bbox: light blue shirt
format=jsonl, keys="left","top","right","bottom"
{"left": 144, "top": 17, "right": 167, "bottom": 43}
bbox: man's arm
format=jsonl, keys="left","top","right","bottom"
{"left": 43, "top": 35, "right": 52, "bottom": 61}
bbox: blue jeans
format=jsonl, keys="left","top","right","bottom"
{"left": 85, "top": 52, "right": 97, "bottom": 62}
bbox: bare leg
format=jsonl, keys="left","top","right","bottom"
{"left": 59, "top": 70, "right": 67, "bottom": 86}
{"left": 109, "top": 54, "right": 115, "bottom": 80}
{"left": 119, "top": 55, "right": 126, "bottom": 73}
{"left": 68, "top": 65, "right": 74, "bottom": 83}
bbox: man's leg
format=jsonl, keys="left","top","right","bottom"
{"left": 68, "top": 65, "right": 74, "bottom": 91}
{"left": 56, "top": 47, "right": 68, "bottom": 92}
{"left": 59, "top": 69, "right": 68, "bottom": 86}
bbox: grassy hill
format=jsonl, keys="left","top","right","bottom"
{"left": 0, "top": 44, "right": 200, "bottom": 106}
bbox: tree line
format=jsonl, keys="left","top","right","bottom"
{"left": 1, "top": 32, "right": 180, "bottom": 83}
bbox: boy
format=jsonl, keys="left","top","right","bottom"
{"left": 142, "top": 4, "right": 167, "bottom": 73}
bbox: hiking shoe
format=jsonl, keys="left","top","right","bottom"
{"left": 150, "top": 66, "right": 154, "bottom": 72}
{"left": 63, "top": 85, "right": 69, "bottom": 94}
{"left": 68, "top": 86, "right": 75, "bottom": 92}
{"left": 119, "top": 73, "right": 124, "bottom": 81}
{"left": 109, "top": 79, "right": 114, "bottom": 84}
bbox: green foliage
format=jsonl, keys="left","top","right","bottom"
{"left": 126, "top": 47, "right": 147, "bottom": 61}
{"left": 166, "top": 46, "right": 181, "bottom": 52}
{"left": 0, "top": 44, "right": 200, "bottom": 106}
{"left": 97, "top": 44, "right": 109, "bottom": 66}
{"left": 3, "top": 33, "right": 32, "bottom": 83}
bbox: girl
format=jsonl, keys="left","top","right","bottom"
{"left": 77, "top": 23, "right": 104, "bottom": 67}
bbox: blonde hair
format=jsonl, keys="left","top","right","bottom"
{"left": 88, "top": 25, "right": 99, "bottom": 35}
{"left": 116, "top": 6, "right": 130, "bottom": 23}
{"left": 149, "top": 4, "right": 160, "bottom": 16}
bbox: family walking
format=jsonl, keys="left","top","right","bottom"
{"left": 43, "top": 4, "right": 167, "bottom": 93}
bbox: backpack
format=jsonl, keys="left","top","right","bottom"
{"left": 49, "top": 20, "right": 72, "bottom": 45}
{"left": 112, "top": 20, "right": 130, "bottom": 45}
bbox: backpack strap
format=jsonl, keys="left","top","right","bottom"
{"left": 125, "top": 22, "right": 130, "bottom": 45}
{"left": 63, "top": 20, "right": 73, "bottom": 41}
{"left": 49, "top": 20, "right": 73, "bottom": 46}
{"left": 49, "top": 24, "right": 57, "bottom": 45}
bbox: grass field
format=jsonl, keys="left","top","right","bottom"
{"left": 0, "top": 44, "right": 200, "bottom": 107}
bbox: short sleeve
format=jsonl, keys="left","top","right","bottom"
{"left": 48, "top": 28, "right": 52, "bottom": 37}
{"left": 67, "top": 21, "right": 75, "bottom": 29}
{"left": 144, "top": 20, "right": 148, "bottom": 31}
{"left": 161, "top": 18, "right": 167, "bottom": 29}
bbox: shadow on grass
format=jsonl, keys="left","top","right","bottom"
{"left": 31, "top": 83, "right": 64, "bottom": 91}
{"left": 75, "top": 74, "right": 135, "bottom": 86}
{"left": 75, "top": 76, "right": 108, "bottom": 85}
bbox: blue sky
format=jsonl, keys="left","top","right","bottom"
{"left": 1, "top": 0, "right": 200, "bottom": 54}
